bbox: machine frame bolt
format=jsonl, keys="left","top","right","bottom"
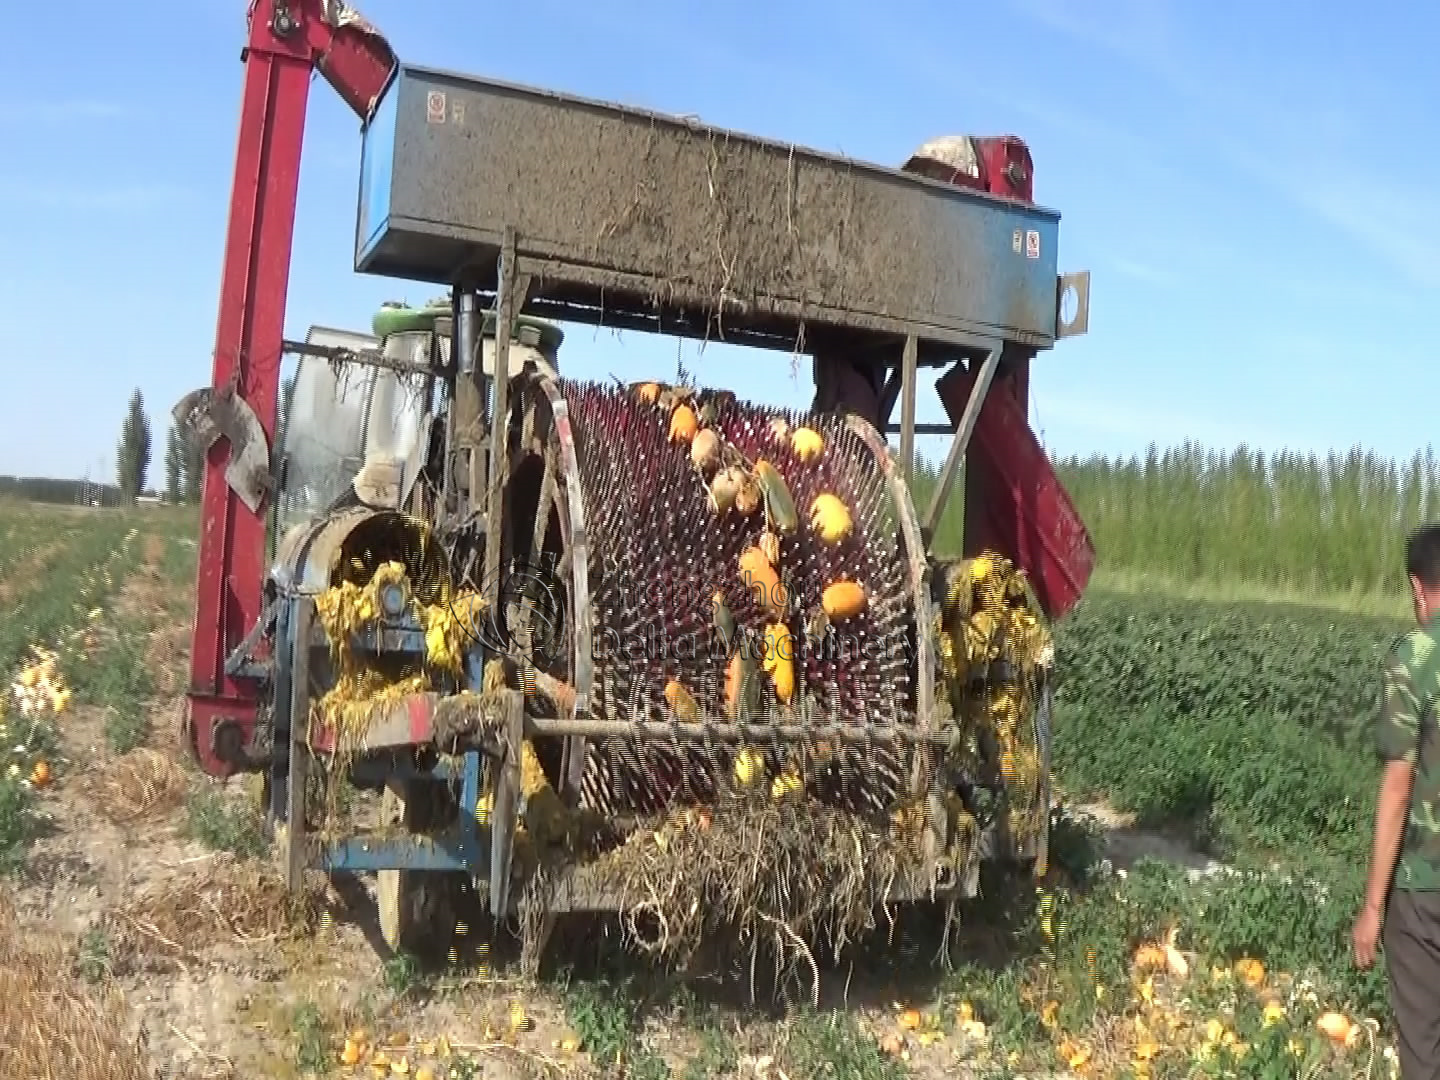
{"left": 270, "top": 2, "right": 296, "bottom": 37}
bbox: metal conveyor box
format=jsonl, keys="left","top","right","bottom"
{"left": 355, "top": 65, "right": 1068, "bottom": 351}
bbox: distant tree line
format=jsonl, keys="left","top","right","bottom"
{"left": 108, "top": 388, "right": 207, "bottom": 506}
{"left": 0, "top": 476, "right": 125, "bottom": 507}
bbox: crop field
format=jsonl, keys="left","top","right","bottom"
{"left": 0, "top": 468, "right": 1412, "bottom": 1079}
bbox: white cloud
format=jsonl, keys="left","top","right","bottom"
{"left": 0, "top": 181, "right": 192, "bottom": 212}
{"left": 1004, "top": 0, "right": 1440, "bottom": 293}
{"left": 1110, "top": 258, "right": 1179, "bottom": 287}
{"left": 1007, "top": 0, "right": 1177, "bottom": 70}
{"left": 0, "top": 100, "right": 127, "bottom": 123}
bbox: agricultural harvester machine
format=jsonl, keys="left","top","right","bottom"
{"left": 176, "top": 1, "right": 1095, "bottom": 968}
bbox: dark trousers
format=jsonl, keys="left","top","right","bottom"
{"left": 1385, "top": 888, "right": 1440, "bottom": 1078}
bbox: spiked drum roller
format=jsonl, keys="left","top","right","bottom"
{"left": 497, "top": 372, "right": 936, "bottom": 823}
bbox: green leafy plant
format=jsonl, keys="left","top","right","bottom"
{"left": 381, "top": 949, "right": 425, "bottom": 997}
{"left": 74, "top": 924, "right": 111, "bottom": 983}
{"left": 291, "top": 1000, "right": 330, "bottom": 1073}
{"left": 1051, "top": 590, "right": 1402, "bottom": 863}
{"left": 0, "top": 777, "right": 38, "bottom": 875}
{"left": 183, "top": 788, "right": 267, "bottom": 857}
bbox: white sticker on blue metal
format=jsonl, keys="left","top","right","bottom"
{"left": 426, "top": 90, "right": 446, "bottom": 124}
{"left": 1025, "top": 230, "right": 1040, "bottom": 259}
{"left": 1012, "top": 228, "right": 1023, "bottom": 254}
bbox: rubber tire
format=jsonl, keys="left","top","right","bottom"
{"left": 375, "top": 784, "right": 463, "bottom": 956}
{"left": 376, "top": 866, "right": 417, "bottom": 954}
{"left": 377, "top": 785, "right": 421, "bottom": 954}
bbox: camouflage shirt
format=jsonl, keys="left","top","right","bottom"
{"left": 1376, "top": 621, "right": 1440, "bottom": 890}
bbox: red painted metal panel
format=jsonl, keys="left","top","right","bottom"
{"left": 307, "top": 695, "right": 435, "bottom": 754}
{"left": 187, "top": 2, "right": 396, "bottom": 777}
{"left": 305, "top": 7, "right": 396, "bottom": 117}
{"left": 187, "top": 22, "right": 313, "bottom": 776}
{"left": 407, "top": 694, "right": 432, "bottom": 745}
{"left": 938, "top": 365, "right": 1095, "bottom": 621}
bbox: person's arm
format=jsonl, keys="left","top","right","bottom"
{"left": 1364, "top": 760, "right": 1414, "bottom": 913}
{"left": 1367, "top": 654, "right": 1422, "bottom": 911}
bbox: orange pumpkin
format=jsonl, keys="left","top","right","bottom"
{"left": 663, "top": 678, "right": 700, "bottom": 720}
{"left": 669, "top": 404, "right": 699, "bottom": 444}
{"left": 821, "top": 580, "right": 868, "bottom": 620}
{"left": 738, "top": 547, "right": 787, "bottom": 615}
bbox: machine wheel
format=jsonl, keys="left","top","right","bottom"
{"left": 375, "top": 780, "right": 409, "bottom": 951}
{"left": 375, "top": 780, "right": 464, "bottom": 956}
{"left": 487, "top": 374, "right": 591, "bottom": 797}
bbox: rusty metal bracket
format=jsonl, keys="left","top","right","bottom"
{"left": 1056, "top": 271, "right": 1090, "bottom": 339}
{"left": 173, "top": 384, "right": 274, "bottom": 513}
{"left": 223, "top": 595, "right": 281, "bottom": 680}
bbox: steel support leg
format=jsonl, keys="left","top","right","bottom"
{"left": 483, "top": 229, "right": 531, "bottom": 610}
{"left": 489, "top": 691, "right": 525, "bottom": 919}
{"left": 282, "top": 596, "right": 314, "bottom": 890}
{"left": 453, "top": 284, "right": 484, "bottom": 519}
{"left": 898, "top": 335, "right": 918, "bottom": 482}
{"left": 267, "top": 597, "right": 294, "bottom": 824}
{"left": 483, "top": 233, "right": 516, "bottom": 607}
{"left": 923, "top": 345, "right": 1002, "bottom": 544}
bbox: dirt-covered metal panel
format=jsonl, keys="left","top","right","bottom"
{"left": 356, "top": 66, "right": 1064, "bottom": 349}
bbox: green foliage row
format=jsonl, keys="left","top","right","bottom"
{"left": 62, "top": 527, "right": 198, "bottom": 755}
{"left": 1050, "top": 589, "right": 1403, "bottom": 863}
{"left": 1043, "top": 854, "right": 1391, "bottom": 1041}
{"left": 0, "top": 517, "right": 141, "bottom": 677}
{"left": 1041, "top": 588, "right": 1414, "bottom": 1029}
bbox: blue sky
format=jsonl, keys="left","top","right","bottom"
{"left": 1, "top": 0, "right": 1435, "bottom": 483}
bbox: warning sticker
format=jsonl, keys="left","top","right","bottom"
{"left": 426, "top": 91, "right": 446, "bottom": 124}
{"left": 1012, "top": 228, "right": 1023, "bottom": 254}
{"left": 1025, "top": 230, "right": 1041, "bottom": 259}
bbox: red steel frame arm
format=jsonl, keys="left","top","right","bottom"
{"left": 187, "top": 0, "right": 394, "bottom": 777}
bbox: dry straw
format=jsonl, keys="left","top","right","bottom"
{"left": 89, "top": 748, "right": 190, "bottom": 825}
{"left": 0, "top": 889, "right": 149, "bottom": 1080}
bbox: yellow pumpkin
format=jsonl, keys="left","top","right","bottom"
{"left": 790, "top": 426, "right": 824, "bottom": 463}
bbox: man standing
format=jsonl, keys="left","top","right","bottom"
{"left": 1355, "top": 523, "right": 1440, "bottom": 1077}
